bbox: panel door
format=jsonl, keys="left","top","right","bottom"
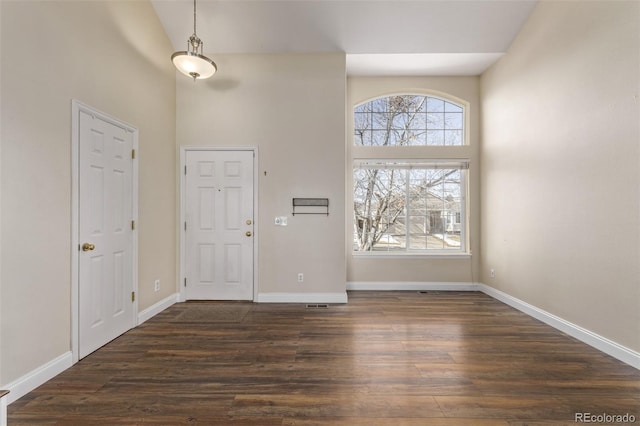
{"left": 78, "top": 110, "right": 135, "bottom": 358}
{"left": 185, "top": 150, "right": 254, "bottom": 300}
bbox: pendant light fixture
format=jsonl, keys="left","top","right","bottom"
{"left": 171, "top": 0, "right": 217, "bottom": 81}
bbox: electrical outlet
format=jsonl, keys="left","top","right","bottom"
{"left": 154, "top": 279, "right": 160, "bottom": 292}
{"left": 297, "top": 273, "right": 304, "bottom": 283}
{"left": 489, "top": 269, "right": 496, "bottom": 279}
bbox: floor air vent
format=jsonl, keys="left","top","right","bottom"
{"left": 306, "top": 304, "right": 329, "bottom": 309}
{"left": 418, "top": 291, "right": 441, "bottom": 294}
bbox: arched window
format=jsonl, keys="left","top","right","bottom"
{"left": 352, "top": 93, "right": 468, "bottom": 254}
{"left": 354, "top": 94, "right": 465, "bottom": 146}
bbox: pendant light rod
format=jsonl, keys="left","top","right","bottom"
{"left": 193, "top": 0, "right": 197, "bottom": 36}
{"left": 171, "top": 0, "right": 217, "bottom": 81}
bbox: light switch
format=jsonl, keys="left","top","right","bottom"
{"left": 275, "top": 216, "right": 288, "bottom": 226}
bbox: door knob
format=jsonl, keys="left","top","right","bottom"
{"left": 245, "top": 231, "right": 252, "bottom": 237}
{"left": 82, "top": 243, "right": 95, "bottom": 252}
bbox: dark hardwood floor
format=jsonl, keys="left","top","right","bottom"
{"left": 9, "top": 291, "right": 640, "bottom": 425}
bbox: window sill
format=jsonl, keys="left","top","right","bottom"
{"left": 352, "top": 252, "right": 471, "bottom": 260}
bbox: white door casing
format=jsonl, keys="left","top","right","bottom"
{"left": 72, "top": 101, "right": 138, "bottom": 361}
{"left": 184, "top": 149, "right": 255, "bottom": 300}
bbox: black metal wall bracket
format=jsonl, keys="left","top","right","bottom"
{"left": 292, "top": 198, "right": 329, "bottom": 216}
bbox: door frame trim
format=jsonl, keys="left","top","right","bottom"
{"left": 179, "top": 146, "right": 259, "bottom": 302}
{"left": 70, "top": 100, "right": 139, "bottom": 363}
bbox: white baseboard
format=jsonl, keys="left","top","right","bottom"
{"left": 137, "top": 293, "right": 179, "bottom": 325}
{"left": 256, "top": 292, "right": 348, "bottom": 304}
{"left": 347, "top": 281, "right": 479, "bottom": 291}
{"left": 478, "top": 283, "right": 640, "bottom": 370}
{"left": 4, "top": 351, "right": 73, "bottom": 404}
{"left": 1, "top": 392, "right": 6, "bottom": 426}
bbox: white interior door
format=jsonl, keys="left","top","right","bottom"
{"left": 185, "top": 150, "right": 254, "bottom": 300}
{"left": 78, "top": 109, "right": 135, "bottom": 358}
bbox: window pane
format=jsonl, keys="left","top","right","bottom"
{"left": 374, "top": 232, "right": 391, "bottom": 251}
{"left": 354, "top": 165, "right": 464, "bottom": 253}
{"left": 410, "top": 113, "right": 427, "bottom": 130}
{"left": 354, "top": 128, "right": 370, "bottom": 146}
{"left": 369, "top": 98, "right": 388, "bottom": 113}
{"left": 409, "top": 234, "right": 427, "bottom": 250}
{"left": 391, "top": 112, "right": 410, "bottom": 130}
{"left": 354, "top": 104, "right": 367, "bottom": 113}
{"left": 443, "top": 210, "right": 462, "bottom": 238}
{"left": 444, "top": 102, "right": 463, "bottom": 113}
{"left": 444, "top": 130, "right": 463, "bottom": 146}
{"left": 427, "top": 112, "right": 445, "bottom": 129}
{"left": 388, "top": 95, "right": 423, "bottom": 114}
{"left": 354, "top": 167, "right": 406, "bottom": 251}
{"left": 354, "top": 112, "right": 371, "bottom": 132}
{"left": 370, "top": 130, "right": 391, "bottom": 146}
{"left": 428, "top": 234, "right": 446, "bottom": 250}
{"left": 426, "top": 97, "right": 445, "bottom": 112}
{"left": 397, "top": 129, "right": 425, "bottom": 146}
{"left": 426, "top": 130, "right": 444, "bottom": 145}
{"left": 354, "top": 111, "right": 372, "bottom": 146}
{"left": 354, "top": 95, "right": 465, "bottom": 146}
{"left": 371, "top": 111, "right": 391, "bottom": 130}
{"left": 387, "top": 222, "right": 407, "bottom": 250}
{"left": 444, "top": 112, "right": 463, "bottom": 130}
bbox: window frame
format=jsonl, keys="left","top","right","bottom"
{"left": 351, "top": 92, "right": 471, "bottom": 257}
{"left": 353, "top": 159, "right": 468, "bottom": 256}
{"left": 353, "top": 94, "right": 467, "bottom": 148}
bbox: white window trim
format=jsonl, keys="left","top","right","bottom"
{"left": 352, "top": 162, "right": 468, "bottom": 255}
{"left": 352, "top": 252, "right": 472, "bottom": 259}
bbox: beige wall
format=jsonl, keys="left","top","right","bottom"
{"left": 481, "top": 1, "right": 640, "bottom": 351}
{"left": 176, "top": 53, "right": 346, "bottom": 296}
{"left": 347, "top": 77, "right": 481, "bottom": 283}
{"left": 0, "top": 1, "right": 176, "bottom": 385}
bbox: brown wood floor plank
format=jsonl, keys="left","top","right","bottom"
{"left": 282, "top": 419, "right": 511, "bottom": 426}
{"left": 8, "top": 291, "right": 640, "bottom": 424}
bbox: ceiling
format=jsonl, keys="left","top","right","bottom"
{"left": 151, "top": 0, "right": 537, "bottom": 76}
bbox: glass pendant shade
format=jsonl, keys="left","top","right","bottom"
{"left": 172, "top": 51, "right": 217, "bottom": 80}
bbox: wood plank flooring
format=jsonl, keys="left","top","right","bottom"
{"left": 9, "top": 291, "right": 640, "bottom": 425}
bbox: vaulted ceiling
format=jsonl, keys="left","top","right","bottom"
{"left": 151, "top": 0, "right": 537, "bottom": 76}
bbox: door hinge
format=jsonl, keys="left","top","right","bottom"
{"left": 131, "top": 291, "right": 135, "bottom": 302}
{"left": 184, "top": 165, "right": 187, "bottom": 175}
{"left": 184, "top": 278, "right": 187, "bottom": 287}
{"left": 131, "top": 220, "right": 136, "bottom": 230}
{"left": 131, "top": 149, "right": 136, "bottom": 159}
{"left": 184, "top": 221, "right": 187, "bottom": 231}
